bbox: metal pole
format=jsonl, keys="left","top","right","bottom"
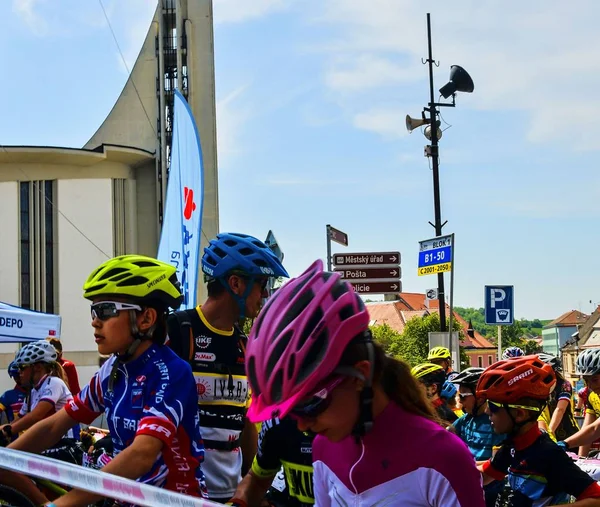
{"left": 326, "top": 224, "right": 332, "bottom": 271}
{"left": 497, "top": 325, "right": 502, "bottom": 361}
{"left": 448, "top": 233, "right": 455, "bottom": 369}
{"left": 426, "top": 13, "right": 446, "bottom": 332}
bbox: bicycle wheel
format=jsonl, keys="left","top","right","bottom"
{"left": 0, "top": 484, "right": 37, "bottom": 506}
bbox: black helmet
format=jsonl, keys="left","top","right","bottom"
{"left": 537, "top": 353, "right": 563, "bottom": 374}
{"left": 450, "top": 367, "right": 485, "bottom": 389}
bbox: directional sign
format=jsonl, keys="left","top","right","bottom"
{"left": 335, "top": 266, "right": 401, "bottom": 280}
{"left": 333, "top": 251, "right": 400, "bottom": 267}
{"left": 327, "top": 225, "right": 348, "bottom": 247}
{"left": 350, "top": 281, "right": 402, "bottom": 295}
{"left": 418, "top": 234, "right": 453, "bottom": 276}
{"left": 485, "top": 285, "right": 514, "bottom": 325}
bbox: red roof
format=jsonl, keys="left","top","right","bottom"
{"left": 366, "top": 293, "right": 495, "bottom": 350}
{"left": 545, "top": 310, "right": 588, "bottom": 328}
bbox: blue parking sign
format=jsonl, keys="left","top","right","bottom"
{"left": 485, "top": 286, "right": 514, "bottom": 325}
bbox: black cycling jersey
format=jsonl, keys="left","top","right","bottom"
{"left": 252, "top": 417, "right": 314, "bottom": 506}
{"left": 433, "top": 398, "right": 458, "bottom": 423}
{"left": 483, "top": 425, "right": 600, "bottom": 506}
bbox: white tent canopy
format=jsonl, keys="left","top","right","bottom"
{"left": 0, "top": 302, "right": 61, "bottom": 343}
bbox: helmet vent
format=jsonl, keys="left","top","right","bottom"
{"left": 298, "top": 307, "right": 324, "bottom": 349}
{"left": 339, "top": 304, "right": 354, "bottom": 321}
{"left": 296, "top": 330, "right": 327, "bottom": 384}
{"left": 238, "top": 247, "right": 253, "bottom": 256}
{"left": 133, "top": 261, "right": 159, "bottom": 268}
{"left": 99, "top": 268, "right": 128, "bottom": 281}
{"left": 85, "top": 283, "right": 107, "bottom": 293}
{"left": 223, "top": 239, "right": 238, "bottom": 247}
{"left": 246, "top": 356, "right": 261, "bottom": 397}
{"left": 268, "top": 330, "right": 293, "bottom": 373}
{"left": 274, "top": 289, "right": 314, "bottom": 338}
{"left": 212, "top": 246, "right": 227, "bottom": 259}
{"left": 270, "top": 369, "right": 284, "bottom": 402}
{"left": 117, "top": 276, "right": 148, "bottom": 287}
{"left": 331, "top": 279, "right": 348, "bottom": 301}
{"left": 108, "top": 272, "right": 131, "bottom": 282}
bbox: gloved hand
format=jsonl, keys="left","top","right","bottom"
{"left": 556, "top": 440, "right": 569, "bottom": 451}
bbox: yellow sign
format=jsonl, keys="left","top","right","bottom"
{"left": 418, "top": 262, "right": 452, "bottom": 276}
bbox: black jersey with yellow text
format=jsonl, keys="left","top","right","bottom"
{"left": 167, "top": 306, "right": 250, "bottom": 499}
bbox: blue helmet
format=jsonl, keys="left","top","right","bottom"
{"left": 502, "top": 346, "right": 524, "bottom": 360}
{"left": 440, "top": 380, "right": 457, "bottom": 401}
{"left": 202, "top": 233, "right": 289, "bottom": 280}
{"left": 7, "top": 361, "right": 19, "bottom": 379}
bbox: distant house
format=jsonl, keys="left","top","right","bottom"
{"left": 542, "top": 310, "right": 588, "bottom": 356}
{"left": 562, "top": 306, "right": 600, "bottom": 386}
{"left": 366, "top": 292, "right": 497, "bottom": 368}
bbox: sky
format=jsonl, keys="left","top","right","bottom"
{"left": 1, "top": 0, "right": 598, "bottom": 319}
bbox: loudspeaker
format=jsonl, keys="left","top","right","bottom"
{"left": 406, "top": 114, "right": 429, "bottom": 132}
{"left": 439, "top": 65, "right": 474, "bottom": 99}
{"left": 424, "top": 124, "right": 442, "bottom": 141}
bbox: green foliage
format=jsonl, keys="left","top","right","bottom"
{"left": 453, "top": 307, "right": 550, "bottom": 339}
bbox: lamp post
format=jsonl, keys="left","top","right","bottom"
{"left": 406, "top": 13, "right": 474, "bottom": 332}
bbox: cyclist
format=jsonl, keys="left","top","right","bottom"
{"left": 501, "top": 346, "right": 523, "bottom": 360}
{"left": 167, "top": 232, "right": 288, "bottom": 503}
{"left": 478, "top": 355, "right": 600, "bottom": 505}
{"left": 427, "top": 346, "right": 459, "bottom": 381}
{"left": 0, "top": 342, "right": 75, "bottom": 440}
{"left": 0, "top": 361, "right": 26, "bottom": 425}
{"left": 556, "top": 348, "right": 600, "bottom": 456}
{"left": 3, "top": 255, "right": 206, "bottom": 506}
{"left": 412, "top": 362, "right": 458, "bottom": 424}
{"left": 576, "top": 385, "right": 590, "bottom": 417}
{"left": 451, "top": 368, "right": 505, "bottom": 507}
{"left": 537, "top": 352, "right": 579, "bottom": 443}
{"left": 228, "top": 416, "right": 314, "bottom": 507}
{"left": 245, "top": 260, "right": 485, "bottom": 506}
{"left": 441, "top": 381, "right": 464, "bottom": 418}
{"left": 46, "top": 337, "right": 81, "bottom": 395}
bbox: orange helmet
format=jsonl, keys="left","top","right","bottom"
{"left": 476, "top": 355, "right": 556, "bottom": 403}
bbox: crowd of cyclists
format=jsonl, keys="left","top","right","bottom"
{"left": 1, "top": 231, "right": 600, "bottom": 505}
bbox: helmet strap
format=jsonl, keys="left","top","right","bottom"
{"left": 219, "top": 275, "right": 256, "bottom": 320}
{"left": 351, "top": 340, "right": 375, "bottom": 442}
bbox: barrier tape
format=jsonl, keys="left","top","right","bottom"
{"left": 0, "top": 447, "right": 222, "bottom": 507}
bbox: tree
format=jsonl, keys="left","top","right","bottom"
{"left": 370, "top": 324, "right": 402, "bottom": 355}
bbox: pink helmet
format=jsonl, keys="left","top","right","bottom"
{"left": 246, "top": 259, "right": 370, "bottom": 422}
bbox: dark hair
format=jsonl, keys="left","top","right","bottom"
{"left": 150, "top": 309, "right": 168, "bottom": 344}
{"left": 207, "top": 280, "right": 225, "bottom": 298}
{"left": 339, "top": 339, "right": 439, "bottom": 424}
{"left": 46, "top": 337, "right": 63, "bottom": 354}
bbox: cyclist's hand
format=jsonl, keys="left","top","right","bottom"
{"left": 225, "top": 499, "right": 248, "bottom": 507}
{"left": 556, "top": 441, "right": 569, "bottom": 452}
{"left": 0, "top": 425, "right": 11, "bottom": 445}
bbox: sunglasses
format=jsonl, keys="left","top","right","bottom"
{"left": 17, "top": 364, "right": 30, "bottom": 372}
{"left": 257, "top": 278, "right": 269, "bottom": 292}
{"left": 91, "top": 301, "right": 142, "bottom": 321}
{"left": 290, "top": 376, "right": 346, "bottom": 420}
{"left": 487, "top": 400, "right": 541, "bottom": 413}
{"left": 458, "top": 393, "right": 474, "bottom": 400}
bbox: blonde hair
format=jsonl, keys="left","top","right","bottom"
{"left": 40, "top": 361, "right": 69, "bottom": 386}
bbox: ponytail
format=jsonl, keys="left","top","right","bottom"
{"left": 44, "top": 361, "right": 69, "bottom": 386}
{"left": 340, "top": 339, "right": 439, "bottom": 425}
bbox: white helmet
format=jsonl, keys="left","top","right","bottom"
{"left": 576, "top": 348, "right": 600, "bottom": 376}
{"left": 14, "top": 341, "right": 58, "bottom": 367}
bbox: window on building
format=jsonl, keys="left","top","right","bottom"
{"left": 488, "top": 355, "right": 493, "bottom": 366}
{"left": 478, "top": 356, "right": 483, "bottom": 368}
{"left": 19, "top": 181, "right": 56, "bottom": 314}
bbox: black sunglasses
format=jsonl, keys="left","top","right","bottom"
{"left": 91, "top": 301, "right": 142, "bottom": 321}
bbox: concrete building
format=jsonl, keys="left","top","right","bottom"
{"left": 0, "top": 0, "right": 218, "bottom": 393}
{"left": 541, "top": 310, "right": 588, "bottom": 356}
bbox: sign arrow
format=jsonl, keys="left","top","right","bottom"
{"left": 334, "top": 266, "right": 402, "bottom": 281}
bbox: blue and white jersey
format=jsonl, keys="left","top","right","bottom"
{"left": 66, "top": 343, "right": 206, "bottom": 498}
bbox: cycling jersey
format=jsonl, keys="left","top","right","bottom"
{"left": 537, "top": 407, "right": 556, "bottom": 442}
{"left": 0, "top": 386, "right": 25, "bottom": 423}
{"left": 312, "top": 401, "right": 485, "bottom": 506}
{"left": 547, "top": 378, "right": 578, "bottom": 441}
{"left": 482, "top": 425, "right": 600, "bottom": 506}
{"left": 447, "top": 370, "right": 460, "bottom": 382}
{"left": 20, "top": 375, "right": 75, "bottom": 439}
{"left": 453, "top": 412, "right": 506, "bottom": 461}
{"left": 167, "top": 307, "right": 249, "bottom": 500}
{"left": 251, "top": 417, "right": 314, "bottom": 506}
{"left": 65, "top": 343, "right": 206, "bottom": 498}
{"left": 586, "top": 390, "right": 600, "bottom": 417}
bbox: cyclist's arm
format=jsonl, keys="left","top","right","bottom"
{"left": 50, "top": 434, "right": 163, "bottom": 507}
{"left": 8, "top": 408, "right": 75, "bottom": 454}
{"left": 550, "top": 398, "right": 569, "bottom": 434}
{"left": 240, "top": 417, "right": 258, "bottom": 476}
{"left": 566, "top": 412, "right": 600, "bottom": 452}
{"left": 231, "top": 470, "right": 275, "bottom": 507}
{"left": 4, "top": 400, "right": 53, "bottom": 434}
{"left": 579, "top": 411, "right": 596, "bottom": 457}
{"left": 0, "top": 470, "right": 48, "bottom": 505}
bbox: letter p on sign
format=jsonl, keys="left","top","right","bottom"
{"left": 490, "top": 288, "right": 506, "bottom": 308}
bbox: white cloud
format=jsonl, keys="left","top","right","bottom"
{"left": 216, "top": 85, "right": 252, "bottom": 166}
{"left": 12, "top": 0, "right": 48, "bottom": 36}
{"left": 313, "top": 0, "right": 600, "bottom": 149}
{"left": 213, "top": 0, "right": 290, "bottom": 24}
{"left": 352, "top": 109, "right": 408, "bottom": 139}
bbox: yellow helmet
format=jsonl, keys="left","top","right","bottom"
{"left": 428, "top": 346, "right": 451, "bottom": 361}
{"left": 83, "top": 255, "right": 183, "bottom": 310}
{"left": 411, "top": 362, "right": 446, "bottom": 385}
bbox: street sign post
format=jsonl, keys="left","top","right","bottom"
{"left": 417, "top": 234, "right": 453, "bottom": 276}
{"left": 264, "top": 230, "right": 283, "bottom": 296}
{"left": 349, "top": 281, "right": 402, "bottom": 294}
{"left": 333, "top": 252, "right": 400, "bottom": 266}
{"left": 326, "top": 224, "right": 348, "bottom": 271}
{"left": 485, "top": 285, "right": 515, "bottom": 360}
{"left": 333, "top": 251, "right": 401, "bottom": 295}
